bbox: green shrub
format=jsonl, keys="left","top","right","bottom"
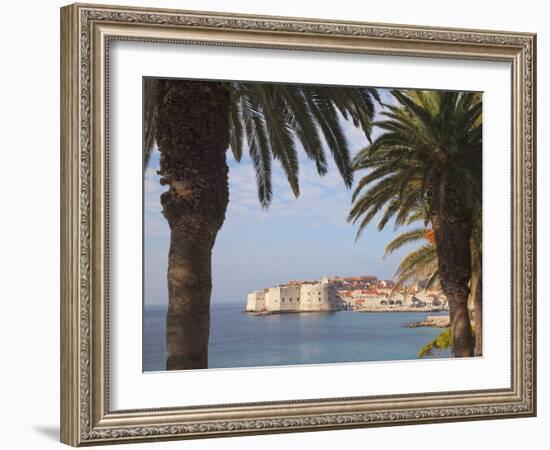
{"left": 417, "top": 326, "right": 476, "bottom": 358}
{"left": 418, "top": 328, "right": 452, "bottom": 358}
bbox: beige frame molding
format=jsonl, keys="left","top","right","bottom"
{"left": 60, "top": 3, "right": 537, "bottom": 446}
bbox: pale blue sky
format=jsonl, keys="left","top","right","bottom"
{"left": 144, "top": 88, "right": 418, "bottom": 306}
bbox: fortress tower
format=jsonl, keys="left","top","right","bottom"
{"left": 246, "top": 279, "right": 338, "bottom": 313}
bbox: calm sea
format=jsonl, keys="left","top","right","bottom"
{"left": 143, "top": 303, "right": 450, "bottom": 371}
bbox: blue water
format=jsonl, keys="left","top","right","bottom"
{"left": 143, "top": 303, "right": 450, "bottom": 371}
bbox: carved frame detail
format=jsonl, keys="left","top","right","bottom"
{"left": 61, "top": 3, "right": 536, "bottom": 446}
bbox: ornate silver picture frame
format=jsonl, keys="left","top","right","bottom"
{"left": 60, "top": 3, "right": 536, "bottom": 446}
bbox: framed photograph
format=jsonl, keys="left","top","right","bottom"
{"left": 60, "top": 3, "right": 537, "bottom": 446}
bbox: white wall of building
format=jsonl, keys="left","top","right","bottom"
{"left": 246, "top": 290, "right": 266, "bottom": 311}
{"left": 247, "top": 282, "right": 337, "bottom": 312}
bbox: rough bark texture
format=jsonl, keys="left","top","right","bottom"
{"left": 154, "top": 79, "right": 230, "bottom": 370}
{"left": 431, "top": 212, "right": 475, "bottom": 357}
{"left": 474, "top": 266, "right": 483, "bottom": 357}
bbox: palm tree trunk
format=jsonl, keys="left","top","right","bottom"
{"left": 469, "top": 236, "right": 483, "bottom": 357}
{"left": 154, "top": 79, "right": 230, "bottom": 370}
{"left": 473, "top": 266, "right": 483, "bottom": 356}
{"left": 431, "top": 213, "right": 475, "bottom": 357}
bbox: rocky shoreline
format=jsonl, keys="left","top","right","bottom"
{"left": 355, "top": 306, "right": 446, "bottom": 313}
{"left": 407, "top": 315, "right": 450, "bottom": 328}
{"left": 245, "top": 310, "right": 335, "bottom": 316}
{"left": 246, "top": 308, "right": 448, "bottom": 317}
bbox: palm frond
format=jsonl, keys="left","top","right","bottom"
{"left": 384, "top": 228, "right": 427, "bottom": 257}
{"left": 228, "top": 86, "right": 244, "bottom": 162}
{"left": 143, "top": 78, "right": 159, "bottom": 168}
{"left": 232, "top": 82, "right": 378, "bottom": 205}
{"left": 240, "top": 92, "right": 273, "bottom": 207}
{"left": 252, "top": 85, "right": 300, "bottom": 197}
